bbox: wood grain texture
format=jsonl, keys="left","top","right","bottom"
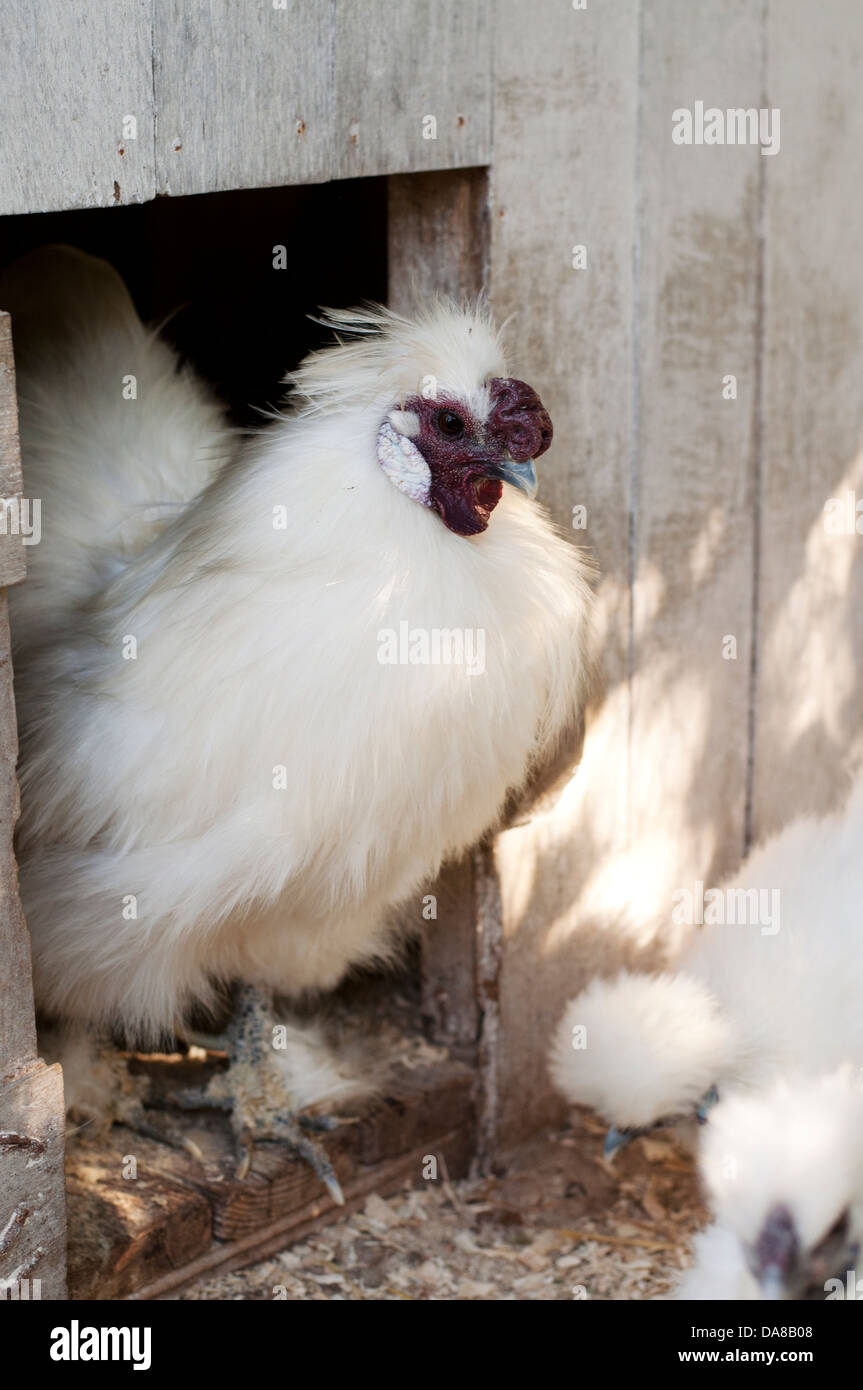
{"left": 335, "top": 0, "right": 491, "bottom": 180}
{"left": 0, "top": 584, "right": 67, "bottom": 1299}
{"left": 0, "top": 598, "right": 33, "bottom": 1079}
{"left": 0, "top": 0, "right": 155, "bottom": 214}
{"left": 0, "top": 508, "right": 66, "bottom": 1296}
{"left": 0, "top": 2, "right": 491, "bottom": 213}
{"left": 488, "top": 0, "right": 640, "bottom": 1145}
{"left": 66, "top": 1130, "right": 212, "bottom": 1301}
{"left": 418, "top": 854, "right": 479, "bottom": 1057}
{"left": 0, "top": 1062, "right": 67, "bottom": 1299}
{"left": 129, "top": 1131, "right": 471, "bottom": 1299}
{"left": 0, "top": 317, "right": 25, "bottom": 591}
{"left": 751, "top": 1, "right": 863, "bottom": 838}
{"left": 388, "top": 168, "right": 489, "bottom": 306}
{"left": 153, "top": 0, "right": 336, "bottom": 196}
{"left": 154, "top": 1, "right": 492, "bottom": 198}
{"left": 628, "top": 0, "right": 761, "bottom": 893}
{"left": 488, "top": 0, "right": 765, "bottom": 1146}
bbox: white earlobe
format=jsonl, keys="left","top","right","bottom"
{"left": 376, "top": 420, "right": 432, "bottom": 506}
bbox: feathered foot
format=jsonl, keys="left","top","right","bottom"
{"left": 45, "top": 1026, "right": 205, "bottom": 1161}
{"left": 118, "top": 1098, "right": 206, "bottom": 1163}
{"left": 169, "top": 984, "right": 356, "bottom": 1204}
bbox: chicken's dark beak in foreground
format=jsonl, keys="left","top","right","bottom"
{"left": 750, "top": 1204, "right": 800, "bottom": 1299}
{"left": 748, "top": 1205, "right": 857, "bottom": 1300}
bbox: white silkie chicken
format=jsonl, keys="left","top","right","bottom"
{"left": 678, "top": 1072, "right": 863, "bottom": 1300}
{"left": 549, "top": 776, "right": 863, "bottom": 1298}
{"left": 3, "top": 246, "right": 592, "bottom": 1197}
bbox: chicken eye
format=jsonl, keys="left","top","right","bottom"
{"left": 436, "top": 409, "right": 465, "bottom": 439}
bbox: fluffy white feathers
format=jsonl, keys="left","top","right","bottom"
{"left": 551, "top": 779, "right": 863, "bottom": 1131}
{"left": 286, "top": 301, "right": 507, "bottom": 421}
{"left": 1, "top": 248, "right": 234, "bottom": 653}
{"left": 680, "top": 1071, "right": 863, "bottom": 1299}
{"left": 550, "top": 776, "right": 863, "bottom": 1299}
{"left": 550, "top": 972, "right": 734, "bottom": 1131}
{"left": 700, "top": 1072, "right": 863, "bottom": 1258}
{"left": 7, "top": 248, "right": 592, "bottom": 1044}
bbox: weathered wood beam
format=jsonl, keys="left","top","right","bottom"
{"left": 0, "top": 315, "right": 66, "bottom": 1299}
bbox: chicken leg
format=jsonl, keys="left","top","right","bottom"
{"left": 170, "top": 985, "right": 348, "bottom": 1203}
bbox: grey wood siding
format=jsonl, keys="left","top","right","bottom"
{"left": 751, "top": 1, "right": 863, "bottom": 840}
{"left": 0, "top": 0, "right": 155, "bottom": 215}
{"left": 489, "top": 0, "right": 641, "bottom": 1145}
{"left": 488, "top": 0, "right": 863, "bottom": 1144}
{"left": 0, "top": 1, "right": 492, "bottom": 213}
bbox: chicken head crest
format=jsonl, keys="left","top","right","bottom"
{"left": 377, "top": 375, "right": 553, "bottom": 537}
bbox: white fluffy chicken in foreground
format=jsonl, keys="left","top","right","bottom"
{"left": 550, "top": 778, "right": 863, "bottom": 1298}
{"left": 4, "top": 246, "right": 591, "bottom": 1196}
{"left": 679, "top": 1073, "right": 863, "bottom": 1300}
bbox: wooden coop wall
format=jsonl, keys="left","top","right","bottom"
{"left": 487, "top": 0, "right": 863, "bottom": 1143}
{"left": 0, "top": 314, "right": 66, "bottom": 1299}
{"left": 0, "top": 0, "right": 862, "bottom": 1297}
{"left": 0, "top": 1, "right": 492, "bottom": 214}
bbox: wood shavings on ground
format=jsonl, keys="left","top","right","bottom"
{"left": 179, "top": 1114, "right": 707, "bottom": 1301}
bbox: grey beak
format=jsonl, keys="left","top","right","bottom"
{"left": 603, "top": 1125, "right": 636, "bottom": 1159}
{"left": 486, "top": 457, "right": 539, "bottom": 500}
{"left": 696, "top": 1085, "right": 720, "bottom": 1123}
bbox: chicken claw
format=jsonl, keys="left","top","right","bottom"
{"left": 172, "top": 985, "right": 348, "bottom": 1203}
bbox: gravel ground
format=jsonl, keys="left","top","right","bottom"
{"left": 179, "top": 1116, "right": 706, "bottom": 1301}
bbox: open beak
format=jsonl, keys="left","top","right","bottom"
{"left": 485, "top": 456, "right": 539, "bottom": 499}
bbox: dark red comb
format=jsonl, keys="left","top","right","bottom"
{"left": 486, "top": 377, "right": 553, "bottom": 462}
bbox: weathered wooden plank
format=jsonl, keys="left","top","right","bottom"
{"left": 0, "top": 474, "right": 67, "bottom": 1298}
{"left": 388, "top": 168, "right": 489, "bottom": 308}
{"left": 153, "top": 0, "right": 336, "bottom": 197}
{"left": 0, "top": 320, "right": 25, "bottom": 610}
{"left": 153, "top": 1, "right": 492, "bottom": 200}
{"left": 0, "top": 0, "right": 155, "bottom": 215}
{"left": 0, "top": 598, "right": 32, "bottom": 1077}
{"left": 627, "top": 0, "right": 762, "bottom": 895}
{"left": 415, "top": 853, "right": 479, "bottom": 1057}
{"left": 0, "top": 1062, "right": 67, "bottom": 1300}
{"left": 66, "top": 1127, "right": 212, "bottom": 1301}
{"left": 128, "top": 1127, "right": 473, "bottom": 1300}
{"left": 488, "top": 0, "right": 640, "bottom": 1146}
{"left": 0, "top": 579, "right": 67, "bottom": 1300}
{"left": 336, "top": 1, "right": 491, "bottom": 180}
{"left": 751, "top": 2, "right": 863, "bottom": 838}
